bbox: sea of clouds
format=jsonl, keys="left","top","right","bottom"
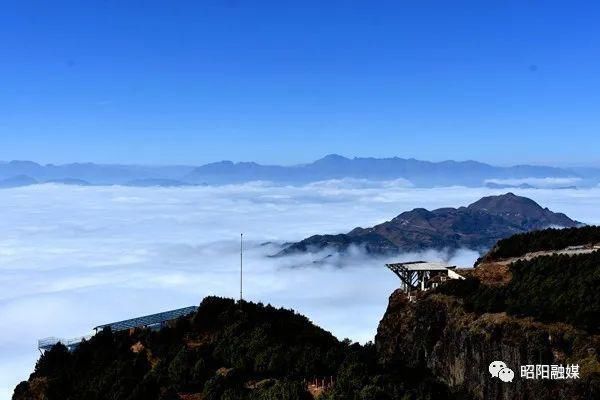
{"left": 1, "top": 181, "right": 600, "bottom": 398}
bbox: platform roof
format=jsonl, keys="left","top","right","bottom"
{"left": 93, "top": 306, "right": 198, "bottom": 332}
{"left": 38, "top": 335, "right": 92, "bottom": 351}
{"left": 385, "top": 261, "right": 455, "bottom": 271}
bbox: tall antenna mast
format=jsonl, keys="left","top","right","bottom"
{"left": 240, "top": 233, "right": 243, "bottom": 303}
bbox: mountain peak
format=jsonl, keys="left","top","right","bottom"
{"left": 0, "top": 174, "right": 38, "bottom": 188}
{"left": 8, "top": 160, "right": 41, "bottom": 167}
{"left": 314, "top": 154, "right": 350, "bottom": 163}
{"left": 467, "top": 192, "right": 544, "bottom": 215}
{"left": 278, "top": 193, "right": 579, "bottom": 256}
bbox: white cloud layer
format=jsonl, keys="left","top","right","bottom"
{"left": 1, "top": 182, "right": 600, "bottom": 398}
{"left": 484, "top": 176, "right": 582, "bottom": 188}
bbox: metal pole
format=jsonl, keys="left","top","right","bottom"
{"left": 240, "top": 233, "right": 243, "bottom": 302}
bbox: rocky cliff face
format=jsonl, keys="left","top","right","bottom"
{"left": 375, "top": 288, "right": 600, "bottom": 400}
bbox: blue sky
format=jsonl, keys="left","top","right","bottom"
{"left": 1, "top": 1, "right": 599, "bottom": 166}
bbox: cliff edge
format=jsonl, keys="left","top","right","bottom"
{"left": 376, "top": 237, "right": 600, "bottom": 400}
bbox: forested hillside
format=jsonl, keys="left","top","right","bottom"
{"left": 441, "top": 251, "right": 600, "bottom": 332}
{"left": 13, "top": 297, "right": 448, "bottom": 400}
{"left": 483, "top": 225, "right": 600, "bottom": 261}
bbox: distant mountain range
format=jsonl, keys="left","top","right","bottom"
{"left": 185, "top": 154, "right": 583, "bottom": 187}
{"left": 277, "top": 193, "right": 580, "bottom": 256}
{"left": 0, "top": 155, "right": 599, "bottom": 188}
